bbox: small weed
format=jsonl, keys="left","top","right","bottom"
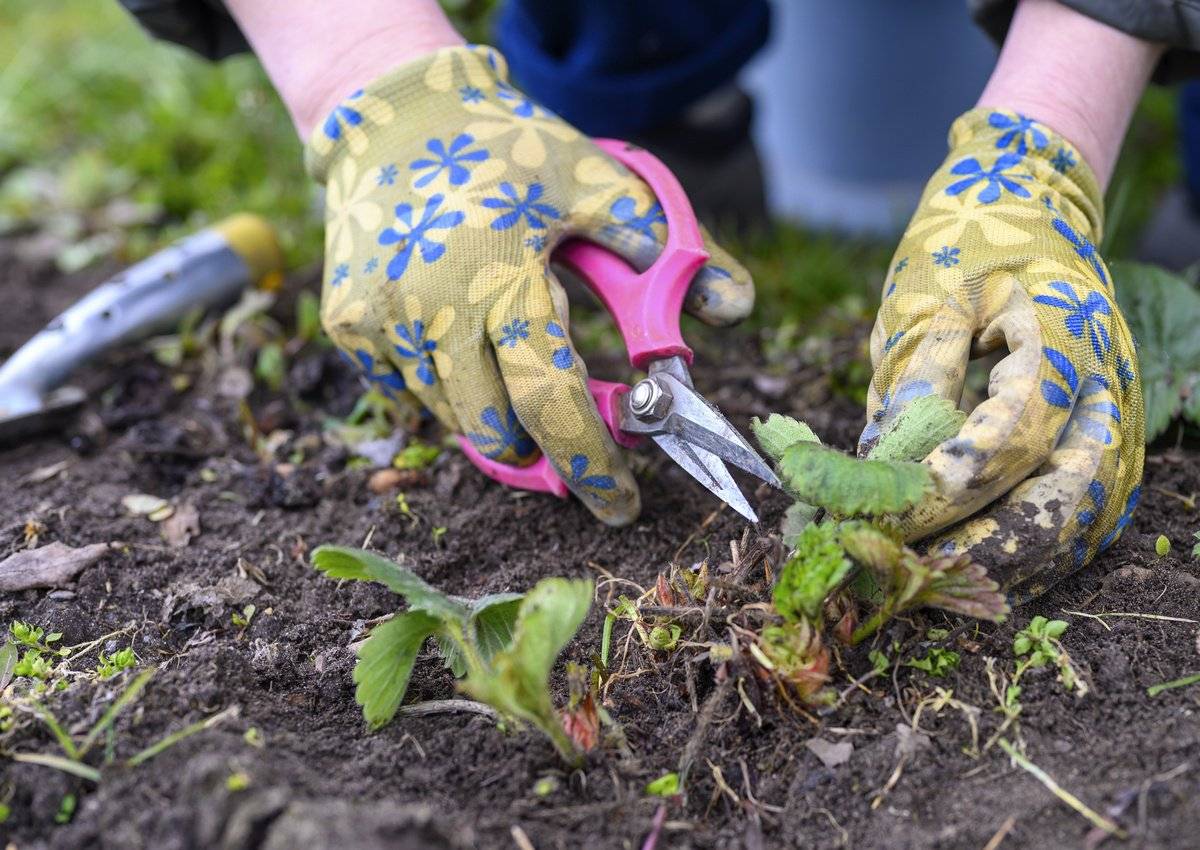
{"left": 94, "top": 648, "right": 136, "bottom": 679}
{"left": 1155, "top": 534, "right": 1171, "bottom": 557}
{"left": 226, "top": 771, "right": 251, "bottom": 792}
{"left": 393, "top": 440, "right": 441, "bottom": 471}
{"left": 645, "top": 772, "right": 680, "bottom": 797}
{"left": 1013, "top": 616, "right": 1084, "bottom": 695}
{"left": 905, "top": 647, "right": 960, "bottom": 678}
{"left": 1193, "top": 531, "right": 1200, "bottom": 559}
{"left": 54, "top": 793, "right": 76, "bottom": 825}
{"left": 231, "top": 605, "right": 256, "bottom": 629}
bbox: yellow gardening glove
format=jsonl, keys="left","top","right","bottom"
{"left": 859, "top": 108, "right": 1144, "bottom": 601}
{"left": 307, "top": 45, "right": 753, "bottom": 526}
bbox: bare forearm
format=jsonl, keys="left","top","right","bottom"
{"left": 977, "top": 0, "right": 1163, "bottom": 188}
{"left": 224, "top": 0, "right": 464, "bottom": 138}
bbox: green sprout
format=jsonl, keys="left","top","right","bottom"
{"left": 231, "top": 605, "right": 256, "bottom": 629}
{"left": 312, "top": 546, "right": 591, "bottom": 764}
{"left": 905, "top": 647, "right": 960, "bottom": 678}
{"left": 645, "top": 772, "right": 680, "bottom": 797}
{"left": 1013, "top": 616, "right": 1084, "bottom": 695}
{"left": 1155, "top": 534, "right": 1171, "bottom": 557}
{"left": 393, "top": 440, "right": 441, "bottom": 471}
{"left": 95, "top": 648, "right": 136, "bottom": 679}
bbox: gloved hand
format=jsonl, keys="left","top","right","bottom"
{"left": 307, "top": 45, "right": 752, "bottom": 526}
{"left": 859, "top": 108, "right": 1143, "bottom": 601}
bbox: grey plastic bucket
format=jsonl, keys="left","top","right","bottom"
{"left": 745, "top": 1, "right": 998, "bottom": 236}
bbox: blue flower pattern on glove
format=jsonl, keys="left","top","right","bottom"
{"left": 481, "top": 182, "right": 561, "bottom": 231}
{"left": 608, "top": 196, "right": 666, "bottom": 239}
{"left": 988, "top": 112, "right": 1048, "bottom": 155}
{"left": 1033, "top": 281, "right": 1112, "bottom": 360}
{"left": 562, "top": 454, "right": 616, "bottom": 502}
{"left": 1100, "top": 486, "right": 1139, "bottom": 551}
{"left": 322, "top": 90, "right": 364, "bottom": 141}
{"left": 1051, "top": 215, "right": 1108, "bottom": 287}
{"left": 497, "top": 318, "right": 530, "bottom": 348}
{"left": 945, "top": 152, "right": 1032, "bottom": 203}
{"left": 1050, "top": 148, "right": 1076, "bottom": 173}
{"left": 379, "top": 195, "right": 465, "bottom": 281}
{"left": 547, "top": 321, "right": 572, "bottom": 369}
{"left": 467, "top": 405, "right": 536, "bottom": 459}
{"left": 410, "top": 134, "right": 489, "bottom": 188}
{"left": 348, "top": 349, "right": 407, "bottom": 398}
{"left": 932, "top": 246, "right": 960, "bottom": 268}
{"left": 393, "top": 320, "right": 439, "bottom": 385}
{"left": 1040, "top": 347, "right": 1079, "bottom": 409}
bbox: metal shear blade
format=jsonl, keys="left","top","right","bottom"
{"left": 621, "top": 356, "right": 781, "bottom": 522}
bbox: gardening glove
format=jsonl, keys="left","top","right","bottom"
{"left": 307, "top": 45, "right": 753, "bottom": 526}
{"left": 859, "top": 108, "right": 1144, "bottom": 601}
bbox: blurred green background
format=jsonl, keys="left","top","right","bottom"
{"left": 0, "top": 0, "right": 1181, "bottom": 328}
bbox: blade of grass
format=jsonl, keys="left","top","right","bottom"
{"left": 1147, "top": 672, "right": 1200, "bottom": 697}
{"left": 998, "top": 739, "right": 1126, "bottom": 838}
{"left": 126, "top": 704, "right": 239, "bottom": 767}
{"left": 29, "top": 701, "right": 80, "bottom": 760}
{"left": 12, "top": 752, "right": 101, "bottom": 783}
{"left": 77, "top": 667, "right": 155, "bottom": 757}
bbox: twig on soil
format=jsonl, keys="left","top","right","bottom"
{"left": 997, "top": 738, "right": 1126, "bottom": 838}
{"left": 395, "top": 698, "right": 500, "bottom": 720}
{"left": 510, "top": 824, "right": 536, "bottom": 850}
{"left": 1146, "top": 672, "right": 1200, "bottom": 697}
{"left": 1061, "top": 609, "right": 1199, "bottom": 628}
{"left": 677, "top": 674, "right": 734, "bottom": 796}
{"left": 127, "top": 704, "right": 240, "bottom": 767}
{"left": 820, "top": 668, "right": 883, "bottom": 716}
{"left": 981, "top": 815, "right": 1016, "bottom": 850}
{"left": 812, "top": 807, "right": 849, "bottom": 848}
{"left": 640, "top": 804, "right": 668, "bottom": 850}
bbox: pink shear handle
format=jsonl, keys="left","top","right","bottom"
{"left": 457, "top": 379, "right": 636, "bottom": 499}
{"left": 458, "top": 140, "right": 705, "bottom": 498}
{"left": 557, "top": 139, "right": 709, "bottom": 370}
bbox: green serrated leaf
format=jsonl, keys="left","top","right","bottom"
{"left": 773, "top": 522, "right": 853, "bottom": 623}
{"left": 312, "top": 546, "right": 469, "bottom": 621}
{"left": 354, "top": 611, "right": 441, "bottom": 729}
{"left": 780, "top": 501, "right": 818, "bottom": 548}
{"left": 751, "top": 413, "right": 820, "bottom": 465}
{"left": 1111, "top": 260, "right": 1200, "bottom": 441}
{"left": 471, "top": 593, "right": 523, "bottom": 663}
{"left": 645, "top": 772, "right": 680, "bottom": 797}
{"left": 0, "top": 642, "right": 17, "bottom": 691}
{"left": 461, "top": 578, "right": 592, "bottom": 764}
{"left": 867, "top": 395, "right": 966, "bottom": 463}
{"left": 779, "top": 442, "right": 932, "bottom": 517}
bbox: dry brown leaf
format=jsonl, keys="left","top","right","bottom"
{"left": 805, "top": 737, "right": 853, "bottom": 768}
{"left": 161, "top": 502, "right": 201, "bottom": 547}
{"left": 0, "top": 541, "right": 113, "bottom": 592}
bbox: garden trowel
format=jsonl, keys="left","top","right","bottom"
{"left": 0, "top": 214, "right": 283, "bottom": 445}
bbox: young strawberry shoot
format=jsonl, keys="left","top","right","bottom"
{"left": 311, "top": 546, "right": 592, "bottom": 764}
{"left": 747, "top": 401, "right": 1007, "bottom": 704}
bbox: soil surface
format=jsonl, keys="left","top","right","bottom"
{"left": 2, "top": 242, "right": 1199, "bottom": 850}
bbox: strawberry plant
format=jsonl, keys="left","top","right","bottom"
{"left": 742, "top": 407, "right": 1006, "bottom": 703}
{"left": 311, "top": 546, "right": 592, "bottom": 763}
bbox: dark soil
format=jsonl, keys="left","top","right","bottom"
{"left": 2, "top": 242, "right": 1199, "bottom": 850}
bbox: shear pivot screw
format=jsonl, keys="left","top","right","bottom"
{"left": 630, "top": 379, "right": 672, "bottom": 420}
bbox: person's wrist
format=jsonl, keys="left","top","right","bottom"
{"left": 291, "top": 26, "right": 464, "bottom": 139}
{"left": 975, "top": 0, "right": 1163, "bottom": 189}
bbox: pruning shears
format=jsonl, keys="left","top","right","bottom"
{"left": 458, "top": 140, "right": 780, "bottom": 522}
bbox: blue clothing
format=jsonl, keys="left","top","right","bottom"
{"left": 1181, "top": 82, "right": 1200, "bottom": 213}
{"left": 494, "top": 0, "right": 770, "bottom": 136}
